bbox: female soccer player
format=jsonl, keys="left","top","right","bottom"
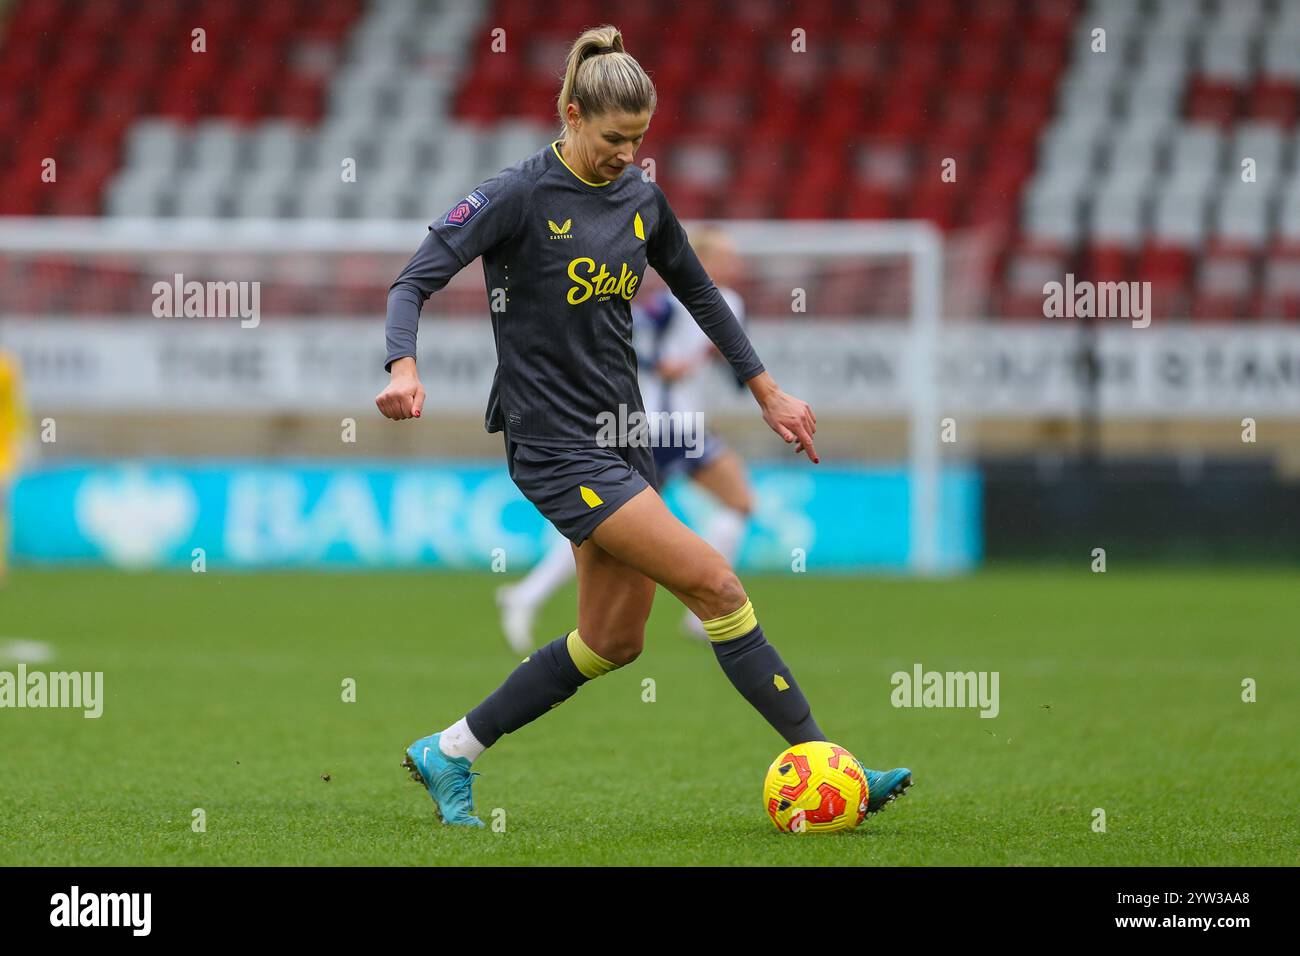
{"left": 496, "top": 225, "right": 758, "bottom": 650}
{"left": 377, "top": 24, "right": 911, "bottom": 826}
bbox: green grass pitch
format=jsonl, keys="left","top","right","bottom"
{"left": 0, "top": 566, "right": 1295, "bottom": 866}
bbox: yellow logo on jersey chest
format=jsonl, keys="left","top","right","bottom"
{"left": 566, "top": 257, "right": 640, "bottom": 304}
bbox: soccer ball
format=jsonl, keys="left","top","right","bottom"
{"left": 763, "top": 740, "right": 868, "bottom": 834}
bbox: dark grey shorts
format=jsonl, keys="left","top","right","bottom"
{"left": 505, "top": 437, "right": 659, "bottom": 545}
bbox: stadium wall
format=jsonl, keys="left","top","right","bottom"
{"left": 982, "top": 456, "right": 1300, "bottom": 563}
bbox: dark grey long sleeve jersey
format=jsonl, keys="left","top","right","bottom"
{"left": 384, "top": 139, "right": 764, "bottom": 446}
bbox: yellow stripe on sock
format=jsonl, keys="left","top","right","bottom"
{"left": 703, "top": 599, "right": 758, "bottom": 642}
{"left": 566, "top": 628, "right": 618, "bottom": 679}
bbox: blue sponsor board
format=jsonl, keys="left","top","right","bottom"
{"left": 10, "top": 461, "right": 980, "bottom": 571}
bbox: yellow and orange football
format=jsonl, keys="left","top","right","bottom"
{"left": 763, "top": 740, "right": 869, "bottom": 834}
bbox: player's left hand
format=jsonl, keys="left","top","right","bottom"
{"left": 759, "top": 387, "right": 818, "bottom": 464}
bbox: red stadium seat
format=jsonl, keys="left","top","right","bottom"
{"left": 1185, "top": 79, "right": 1241, "bottom": 126}
{"left": 1259, "top": 242, "right": 1300, "bottom": 320}
{"left": 1000, "top": 238, "right": 1073, "bottom": 320}
{"left": 1245, "top": 80, "right": 1298, "bottom": 129}
{"left": 1194, "top": 243, "right": 1259, "bottom": 321}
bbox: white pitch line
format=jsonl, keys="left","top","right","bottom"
{"left": 0, "top": 639, "right": 54, "bottom": 664}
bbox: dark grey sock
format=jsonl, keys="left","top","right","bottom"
{"left": 712, "top": 624, "right": 825, "bottom": 745}
{"left": 466, "top": 633, "right": 588, "bottom": 748}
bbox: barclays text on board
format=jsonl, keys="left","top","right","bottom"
{"left": 11, "top": 461, "right": 981, "bottom": 572}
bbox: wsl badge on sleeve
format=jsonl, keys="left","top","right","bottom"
{"left": 444, "top": 189, "right": 490, "bottom": 227}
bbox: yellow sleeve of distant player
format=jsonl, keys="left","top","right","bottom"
{"left": 0, "top": 355, "right": 25, "bottom": 478}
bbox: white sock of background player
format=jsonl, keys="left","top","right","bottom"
{"left": 703, "top": 507, "right": 747, "bottom": 565}
{"left": 507, "top": 531, "right": 575, "bottom": 610}
{"left": 684, "top": 507, "right": 749, "bottom": 635}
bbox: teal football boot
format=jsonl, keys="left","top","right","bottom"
{"left": 857, "top": 762, "right": 913, "bottom": 816}
{"left": 402, "top": 732, "right": 485, "bottom": 827}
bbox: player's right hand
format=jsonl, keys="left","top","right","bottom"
{"left": 376, "top": 358, "right": 425, "bottom": 420}
{"left": 759, "top": 386, "right": 818, "bottom": 464}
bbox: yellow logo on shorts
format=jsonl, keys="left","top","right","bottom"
{"left": 580, "top": 485, "right": 604, "bottom": 508}
{"left": 773, "top": 675, "right": 790, "bottom": 691}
